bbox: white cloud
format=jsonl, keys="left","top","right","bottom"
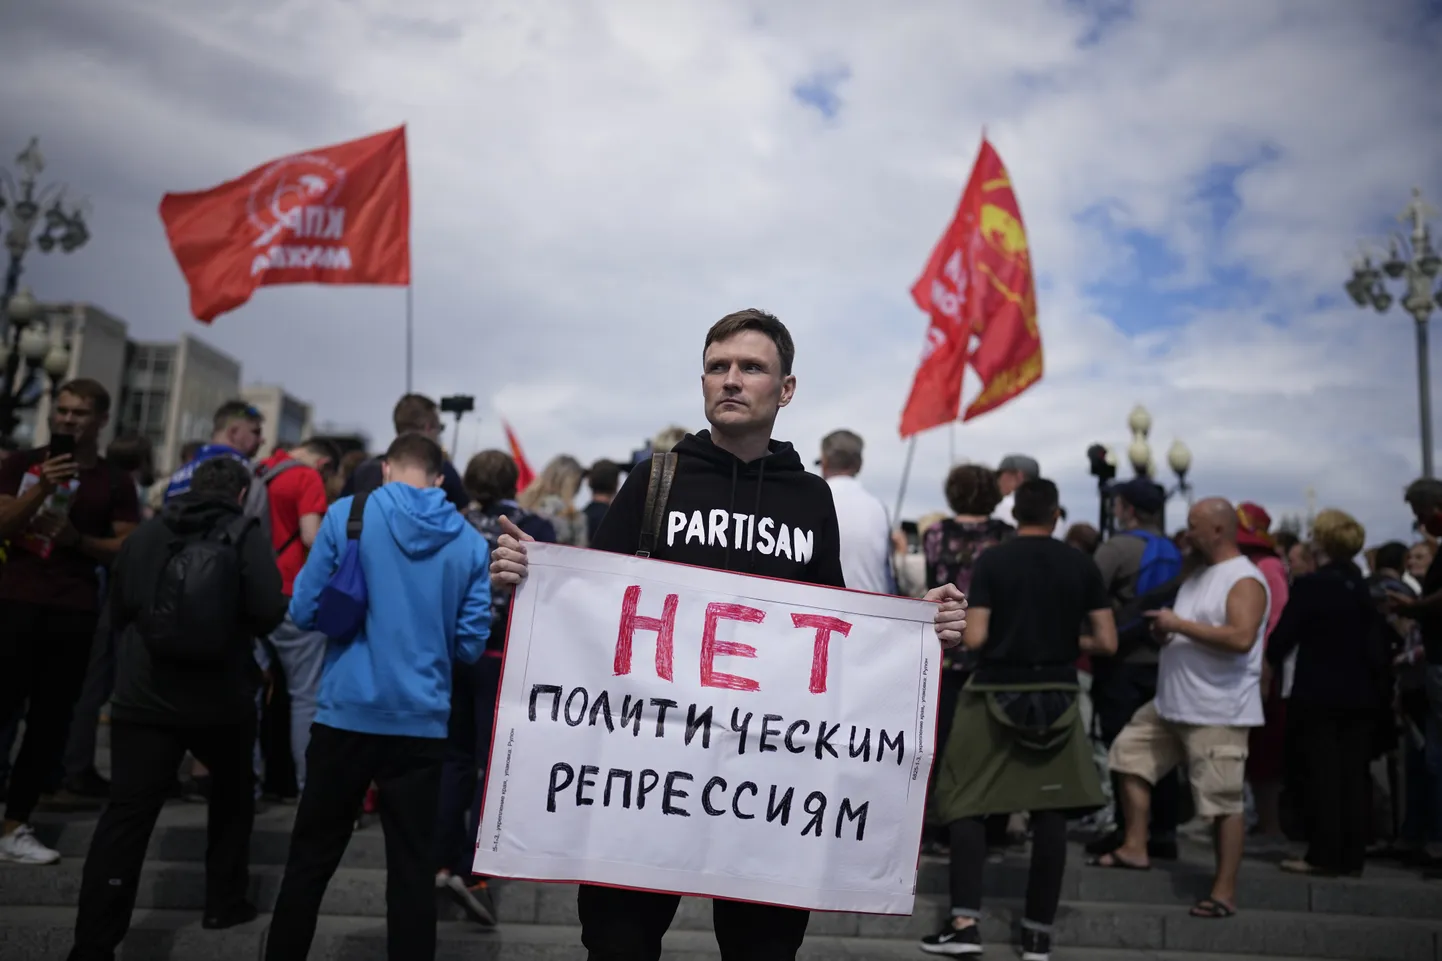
{"left": 3, "top": 0, "right": 1440, "bottom": 546}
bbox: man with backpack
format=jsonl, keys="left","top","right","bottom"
{"left": 266, "top": 433, "right": 492, "bottom": 961}
{"left": 253, "top": 437, "right": 340, "bottom": 797}
{"left": 68, "top": 456, "right": 287, "bottom": 959}
{"left": 487, "top": 309, "right": 968, "bottom": 961}
{"left": 1086, "top": 478, "right": 1184, "bottom": 860}
{"left": 432, "top": 450, "right": 557, "bottom": 925}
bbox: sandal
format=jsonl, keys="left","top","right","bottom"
{"left": 1087, "top": 851, "right": 1150, "bottom": 871}
{"left": 1190, "top": 897, "right": 1236, "bottom": 919}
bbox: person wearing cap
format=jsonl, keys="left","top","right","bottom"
{"left": 1084, "top": 478, "right": 1184, "bottom": 861}
{"left": 817, "top": 429, "right": 894, "bottom": 594}
{"left": 993, "top": 454, "right": 1039, "bottom": 527}
{"left": 1234, "top": 503, "right": 1291, "bottom": 844}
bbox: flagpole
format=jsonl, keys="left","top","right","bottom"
{"left": 949, "top": 422, "right": 957, "bottom": 465}
{"left": 405, "top": 283, "right": 414, "bottom": 394}
{"left": 893, "top": 436, "right": 917, "bottom": 525}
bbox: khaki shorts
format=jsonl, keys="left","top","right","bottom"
{"left": 1107, "top": 700, "right": 1249, "bottom": 818}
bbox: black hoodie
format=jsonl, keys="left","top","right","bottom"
{"left": 591, "top": 430, "right": 845, "bottom": 588}
{"left": 109, "top": 495, "right": 288, "bottom": 726}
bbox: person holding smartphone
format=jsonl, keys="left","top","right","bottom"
{"left": 0, "top": 379, "right": 140, "bottom": 866}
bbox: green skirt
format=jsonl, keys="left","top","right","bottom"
{"left": 932, "top": 678, "right": 1105, "bottom": 822}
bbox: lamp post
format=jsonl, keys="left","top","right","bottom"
{"left": 1347, "top": 187, "right": 1441, "bottom": 478}
{"left": 0, "top": 138, "right": 90, "bottom": 446}
{"left": 1089, "top": 404, "right": 1192, "bottom": 538}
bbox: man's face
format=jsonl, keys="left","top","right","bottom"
{"left": 702, "top": 331, "right": 795, "bottom": 433}
{"left": 225, "top": 417, "right": 264, "bottom": 459}
{"left": 1185, "top": 505, "right": 1218, "bottom": 558}
{"left": 51, "top": 391, "right": 105, "bottom": 445}
{"left": 998, "top": 470, "right": 1021, "bottom": 496}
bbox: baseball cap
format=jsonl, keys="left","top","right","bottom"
{"left": 997, "top": 454, "right": 1040, "bottom": 480}
{"left": 1111, "top": 477, "right": 1166, "bottom": 515}
{"left": 817, "top": 429, "right": 864, "bottom": 466}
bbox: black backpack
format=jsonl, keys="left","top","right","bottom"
{"left": 140, "top": 512, "right": 254, "bottom": 665}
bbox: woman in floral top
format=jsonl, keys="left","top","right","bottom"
{"left": 920, "top": 464, "right": 1015, "bottom": 852}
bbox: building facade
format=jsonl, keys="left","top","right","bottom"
{"left": 242, "top": 383, "right": 313, "bottom": 458}
{"left": 118, "top": 334, "right": 242, "bottom": 474}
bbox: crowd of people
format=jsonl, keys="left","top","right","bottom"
{"left": 0, "top": 308, "right": 1437, "bottom": 961}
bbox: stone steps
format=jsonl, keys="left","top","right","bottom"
{"left": 31, "top": 808, "right": 1442, "bottom": 920}
{"left": 0, "top": 908, "right": 1397, "bottom": 961}
{"left": 4, "top": 856, "right": 1441, "bottom": 960}
{"left": 14, "top": 802, "right": 1442, "bottom": 960}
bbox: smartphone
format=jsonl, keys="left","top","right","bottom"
{"left": 49, "top": 434, "right": 76, "bottom": 459}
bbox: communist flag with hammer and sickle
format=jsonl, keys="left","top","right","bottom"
{"left": 900, "top": 138, "right": 1043, "bottom": 437}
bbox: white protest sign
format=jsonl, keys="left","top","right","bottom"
{"left": 474, "top": 543, "right": 939, "bottom": 915}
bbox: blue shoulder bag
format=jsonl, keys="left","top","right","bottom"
{"left": 315, "top": 492, "right": 370, "bottom": 642}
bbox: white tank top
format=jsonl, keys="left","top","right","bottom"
{"left": 1155, "top": 554, "right": 1269, "bottom": 727}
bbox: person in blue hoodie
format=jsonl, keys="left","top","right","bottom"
{"left": 264, "top": 432, "right": 491, "bottom": 961}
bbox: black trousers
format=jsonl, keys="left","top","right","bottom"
{"left": 0, "top": 600, "right": 101, "bottom": 824}
{"left": 266, "top": 723, "right": 445, "bottom": 961}
{"left": 1292, "top": 702, "right": 1375, "bottom": 874}
{"left": 1090, "top": 658, "right": 1179, "bottom": 837}
{"left": 436, "top": 654, "right": 501, "bottom": 877}
{"left": 69, "top": 719, "right": 255, "bottom": 961}
{"left": 578, "top": 884, "right": 809, "bottom": 961}
{"left": 949, "top": 810, "right": 1068, "bottom": 926}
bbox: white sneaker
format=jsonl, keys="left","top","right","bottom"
{"left": 0, "top": 824, "right": 61, "bottom": 865}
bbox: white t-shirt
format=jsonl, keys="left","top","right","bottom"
{"left": 992, "top": 492, "right": 1016, "bottom": 526}
{"left": 1155, "top": 554, "right": 1270, "bottom": 727}
{"left": 826, "top": 475, "right": 893, "bottom": 594}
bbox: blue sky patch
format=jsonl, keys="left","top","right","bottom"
{"left": 792, "top": 65, "right": 851, "bottom": 120}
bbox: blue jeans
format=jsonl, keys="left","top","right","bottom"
{"left": 252, "top": 616, "right": 328, "bottom": 793}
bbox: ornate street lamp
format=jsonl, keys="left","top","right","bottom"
{"left": 0, "top": 138, "right": 89, "bottom": 445}
{"left": 1090, "top": 404, "right": 1192, "bottom": 538}
{"left": 1347, "top": 188, "right": 1441, "bottom": 477}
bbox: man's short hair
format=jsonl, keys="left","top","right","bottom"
{"left": 1375, "top": 540, "right": 1409, "bottom": 573}
{"left": 652, "top": 426, "right": 688, "bottom": 454}
{"left": 821, "top": 429, "right": 863, "bottom": 473}
{"left": 393, "top": 394, "right": 439, "bottom": 434}
{"left": 1012, "top": 478, "right": 1061, "bottom": 526}
{"left": 299, "top": 437, "right": 342, "bottom": 467}
{"left": 997, "top": 454, "right": 1040, "bottom": 480}
{"left": 106, "top": 432, "right": 155, "bottom": 486}
{"left": 384, "top": 432, "right": 444, "bottom": 478}
{"left": 464, "top": 449, "right": 518, "bottom": 505}
{"left": 704, "top": 309, "right": 796, "bottom": 376}
{"left": 944, "top": 464, "right": 1002, "bottom": 516}
{"left": 189, "top": 456, "right": 251, "bottom": 503}
{"left": 213, "top": 400, "right": 262, "bottom": 433}
{"left": 588, "top": 459, "right": 620, "bottom": 496}
{"left": 56, "top": 378, "right": 111, "bottom": 416}
{"left": 1405, "top": 477, "right": 1442, "bottom": 512}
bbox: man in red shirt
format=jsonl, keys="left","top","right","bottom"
{"left": 0, "top": 379, "right": 139, "bottom": 864}
{"left": 255, "top": 438, "right": 338, "bottom": 795}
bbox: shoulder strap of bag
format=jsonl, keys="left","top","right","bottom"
{"left": 260, "top": 458, "right": 303, "bottom": 486}
{"left": 636, "top": 452, "right": 678, "bottom": 558}
{"left": 346, "top": 491, "right": 369, "bottom": 542}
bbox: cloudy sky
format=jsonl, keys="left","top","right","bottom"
{"left": 3, "top": 0, "right": 1441, "bottom": 543}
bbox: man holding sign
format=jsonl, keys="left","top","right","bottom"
{"left": 489, "top": 309, "right": 967, "bottom": 961}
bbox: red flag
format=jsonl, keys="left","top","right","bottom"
{"left": 502, "top": 420, "right": 536, "bottom": 492}
{"left": 160, "top": 126, "right": 410, "bottom": 323}
{"left": 900, "top": 138, "right": 1043, "bottom": 437}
